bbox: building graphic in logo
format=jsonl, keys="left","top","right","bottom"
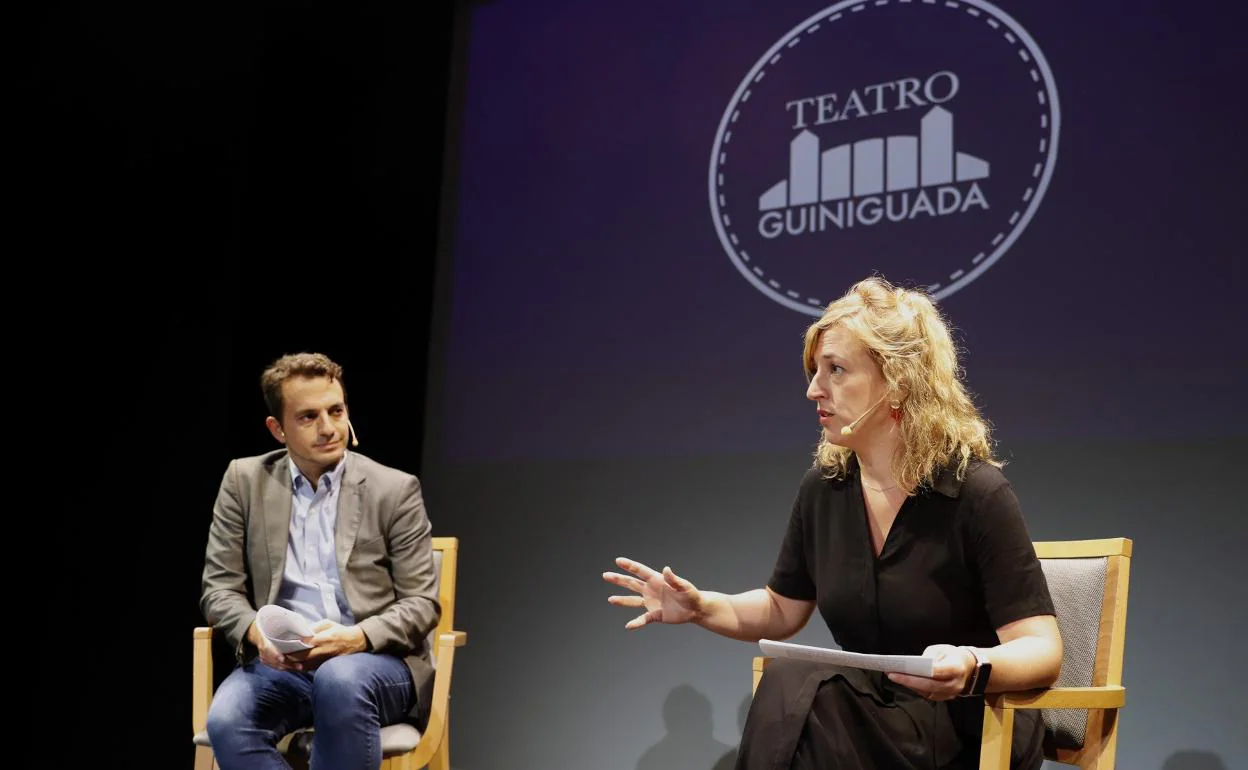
{"left": 759, "top": 106, "right": 989, "bottom": 235}
{"left": 709, "top": 0, "right": 1060, "bottom": 315}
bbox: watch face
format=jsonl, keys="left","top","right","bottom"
{"left": 972, "top": 662, "right": 992, "bottom": 696}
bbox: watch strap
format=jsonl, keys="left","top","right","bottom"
{"left": 958, "top": 646, "right": 990, "bottom": 697}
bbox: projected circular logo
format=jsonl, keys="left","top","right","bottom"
{"left": 708, "top": 0, "right": 1060, "bottom": 315}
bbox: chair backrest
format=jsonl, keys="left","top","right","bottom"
{"left": 428, "top": 537, "right": 458, "bottom": 664}
{"left": 1032, "top": 538, "right": 1131, "bottom": 754}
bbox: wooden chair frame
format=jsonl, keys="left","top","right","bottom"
{"left": 751, "top": 537, "right": 1131, "bottom": 770}
{"left": 193, "top": 536, "right": 467, "bottom": 770}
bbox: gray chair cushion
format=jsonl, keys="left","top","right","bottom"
{"left": 1038, "top": 556, "right": 1107, "bottom": 750}
{"left": 193, "top": 723, "right": 423, "bottom": 757}
{"left": 429, "top": 548, "right": 444, "bottom": 665}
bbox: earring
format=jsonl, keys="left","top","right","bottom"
{"left": 889, "top": 401, "right": 901, "bottom": 410}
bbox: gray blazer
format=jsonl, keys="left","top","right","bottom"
{"left": 200, "top": 449, "right": 441, "bottom": 725}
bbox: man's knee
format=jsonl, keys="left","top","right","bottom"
{"left": 311, "top": 654, "right": 414, "bottom": 728}
{"left": 205, "top": 689, "right": 250, "bottom": 743}
{"left": 312, "top": 655, "right": 373, "bottom": 708}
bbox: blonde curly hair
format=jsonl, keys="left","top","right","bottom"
{"left": 802, "top": 276, "right": 998, "bottom": 491}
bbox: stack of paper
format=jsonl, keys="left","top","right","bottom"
{"left": 758, "top": 639, "right": 936, "bottom": 677}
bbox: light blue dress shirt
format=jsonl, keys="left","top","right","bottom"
{"left": 275, "top": 454, "right": 356, "bottom": 628}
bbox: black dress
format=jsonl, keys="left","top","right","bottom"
{"left": 736, "top": 457, "right": 1055, "bottom": 770}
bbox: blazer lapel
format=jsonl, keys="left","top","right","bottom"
{"left": 263, "top": 458, "right": 293, "bottom": 605}
{"left": 335, "top": 456, "right": 366, "bottom": 572}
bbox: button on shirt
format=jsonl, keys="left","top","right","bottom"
{"left": 275, "top": 455, "right": 355, "bottom": 628}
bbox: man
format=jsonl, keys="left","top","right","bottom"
{"left": 201, "top": 352, "right": 440, "bottom": 770}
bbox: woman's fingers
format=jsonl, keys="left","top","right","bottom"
{"left": 624, "top": 609, "right": 658, "bottom": 630}
{"left": 615, "top": 556, "right": 661, "bottom": 581}
{"left": 607, "top": 595, "right": 647, "bottom": 608}
{"left": 887, "top": 672, "right": 960, "bottom": 701}
{"left": 602, "top": 571, "right": 646, "bottom": 593}
{"left": 662, "top": 566, "right": 687, "bottom": 590}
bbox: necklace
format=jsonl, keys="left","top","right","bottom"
{"left": 861, "top": 478, "right": 899, "bottom": 493}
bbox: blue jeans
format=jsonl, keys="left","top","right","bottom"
{"left": 205, "top": 652, "right": 415, "bottom": 770}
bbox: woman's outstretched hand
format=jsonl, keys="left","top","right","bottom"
{"left": 603, "top": 557, "right": 705, "bottom": 629}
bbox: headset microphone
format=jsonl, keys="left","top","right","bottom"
{"left": 840, "top": 394, "right": 890, "bottom": 437}
{"left": 348, "top": 420, "right": 360, "bottom": 447}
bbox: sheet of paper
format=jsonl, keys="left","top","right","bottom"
{"left": 256, "top": 605, "right": 316, "bottom": 653}
{"left": 759, "top": 639, "right": 936, "bottom": 677}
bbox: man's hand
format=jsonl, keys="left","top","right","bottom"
{"left": 887, "top": 644, "right": 977, "bottom": 701}
{"left": 247, "top": 620, "right": 299, "bottom": 672}
{"left": 284, "top": 620, "right": 370, "bottom": 670}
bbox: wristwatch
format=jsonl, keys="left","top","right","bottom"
{"left": 958, "top": 646, "right": 992, "bottom": 697}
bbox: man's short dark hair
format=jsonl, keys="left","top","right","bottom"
{"left": 260, "top": 352, "right": 346, "bottom": 420}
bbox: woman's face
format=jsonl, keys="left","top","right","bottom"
{"left": 806, "top": 325, "right": 890, "bottom": 445}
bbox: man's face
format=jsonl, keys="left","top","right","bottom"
{"left": 271, "top": 376, "right": 349, "bottom": 473}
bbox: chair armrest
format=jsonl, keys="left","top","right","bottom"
{"left": 978, "top": 686, "right": 1126, "bottom": 770}
{"left": 193, "top": 626, "right": 215, "bottom": 734}
{"left": 407, "top": 630, "right": 467, "bottom": 767}
{"left": 987, "top": 685, "right": 1125, "bottom": 710}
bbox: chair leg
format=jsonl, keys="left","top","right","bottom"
{"left": 978, "top": 702, "right": 1014, "bottom": 770}
{"left": 388, "top": 753, "right": 416, "bottom": 770}
{"left": 1085, "top": 709, "right": 1120, "bottom": 770}
{"left": 431, "top": 740, "right": 450, "bottom": 770}
{"left": 193, "top": 746, "right": 216, "bottom": 770}
{"left": 429, "top": 716, "right": 450, "bottom": 770}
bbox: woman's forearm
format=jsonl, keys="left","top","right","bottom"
{"left": 979, "top": 634, "right": 1063, "bottom": 692}
{"left": 694, "top": 588, "right": 810, "bottom": 642}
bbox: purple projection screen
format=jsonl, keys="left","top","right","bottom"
{"left": 432, "top": 0, "right": 1245, "bottom": 462}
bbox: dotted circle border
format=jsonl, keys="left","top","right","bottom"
{"left": 709, "top": 0, "right": 1060, "bottom": 313}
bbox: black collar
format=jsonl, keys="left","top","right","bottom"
{"left": 930, "top": 464, "right": 963, "bottom": 498}
{"left": 849, "top": 453, "right": 968, "bottom": 498}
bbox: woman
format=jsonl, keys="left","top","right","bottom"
{"left": 603, "top": 277, "right": 1061, "bottom": 769}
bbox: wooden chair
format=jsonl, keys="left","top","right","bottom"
{"left": 193, "top": 536, "right": 467, "bottom": 770}
{"left": 751, "top": 537, "right": 1132, "bottom": 770}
